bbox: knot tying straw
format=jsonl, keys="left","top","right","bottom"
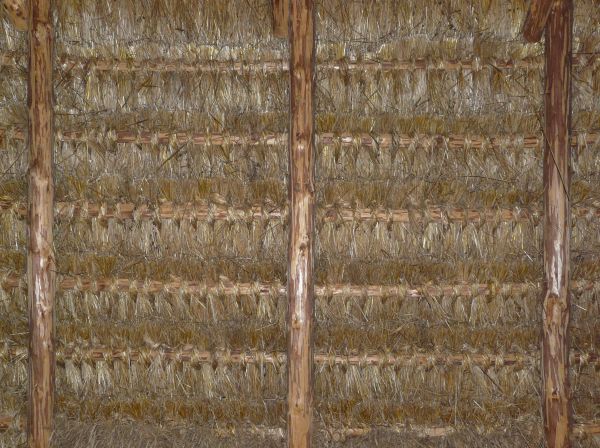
{"left": 74, "top": 275, "right": 84, "bottom": 293}
{"left": 206, "top": 203, "right": 218, "bottom": 224}
{"left": 578, "top": 352, "right": 591, "bottom": 366}
{"left": 128, "top": 279, "right": 139, "bottom": 295}
{"left": 495, "top": 355, "right": 505, "bottom": 368}
{"left": 132, "top": 204, "right": 146, "bottom": 223}
{"left": 79, "top": 201, "right": 89, "bottom": 220}
{"left": 106, "top": 129, "right": 117, "bottom": 143}
{"left": 463, "top": 136, "right": 472, "bottom": 150}
{"left": 513, "top": 134, "right": 525, "bottom": 150}
{"left": 577, "top": 132, "right": 588, "bottom": 150}
{"left": 108, "top": 278, "right": 119, "bottom": 294}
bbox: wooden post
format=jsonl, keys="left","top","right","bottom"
{"left": 287, "top": 0, "right": 315, "bottom": 447}
{"left": 27, "top": 0, "right": 55, "bottom": 447}
{"left": 542, "top": 1, "right": 573, "bottom": 447}
{"left": 272, "top": 0, "right": 289, "bottom": 38}
{"left": 522, "top": 0, "right": 554, "bottom": 42}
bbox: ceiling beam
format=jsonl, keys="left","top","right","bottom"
{"left": 541, "top": 1, "right": 573, "bottom": 447}
{"left": 27, "top": 0, "right": 56, "bottom": 447}
{"left": 287, "top": 0, "right": 315, "bottom": 447}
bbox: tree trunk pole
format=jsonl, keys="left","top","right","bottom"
{"left": 542, "top": 1, "right": 573, "bottom": 447}
{"left": 287, "top": 0, "right": 315, "bottom": 447}
{"left": 27, "top": 0, "right": 55, "bottom": 447}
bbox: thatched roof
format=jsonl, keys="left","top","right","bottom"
{"left": 0, "top": 0, "right": 599, "bottom": 446}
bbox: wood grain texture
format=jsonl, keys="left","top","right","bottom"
{"left": 287, "top": 0, "right": 315, "bottom": 447}
{"left": 272, "top": 0, "right": 289, "bottom": 38}
{"left": 542, "top": 1, "right": 573, "bottom": 447}
{"left": 27, "top": 0, "right": 55, "bottom": 447}
{"left": 523, "top": 0, "right": 554, "bottom": 42}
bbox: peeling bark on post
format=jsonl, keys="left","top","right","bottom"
{"left": 523, "top": 0, "right": 554, "bottom": 42}
{"left": 542, "top": 1, "right": 573, "bottom": 447}
{"left": 287, "top": 0, "right": 315, "bottom": 447}
{"left": 272, "top": 0, "right": 289, "bottom": 38}
{"left": 27, "top": 0, "right": 55, "bottom": 447}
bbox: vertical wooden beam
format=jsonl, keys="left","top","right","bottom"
{"left": 287, "top": 0, "right": 315, "bottom": 447}
{"left": 27, "top": 0, "right": 55, "bottom": 447}
{"left": 542, "top": 1, "right": 573, "bottom": 447}
{"left": 272, "top": 0, "right": 289, "bottom": 38}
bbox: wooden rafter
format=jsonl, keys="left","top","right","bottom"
{"left": 523, "top": 0, "right": 554, "bottom": 42}
{"left": 272, "top": 0, "right": 289, "bottom": 38}
{"left": 287, "top": 0, "right": 315, "bottom": 446}
{"left": 27, "top": 0, "right": 55, "bottom": 447}
{"left": 541, "top": 1, "right": 573, "bottom": 447}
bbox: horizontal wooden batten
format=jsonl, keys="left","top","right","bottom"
{"left": 1, "top": 345, "right": 598, "bottom": 368}
{"left": 1, "top": 127, "right": 598, "bottom": 150}
{"left": 2, "top": 128, "right": 599, "bottom": 151}
{"left": 0, "top": 51, "right": 599, "bottom": 73}
{"left": 326, "top": 422, "right": 600, "bottom": 441}
{"left": 1, "top": 200, "right": 599, "bottom": 224}
{"left": 2, "top": 272, "right": 600, "bottom": 299}
{"left": 1, "top": 417, "right": 598, "bottom": 438}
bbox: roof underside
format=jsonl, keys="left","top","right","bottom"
{"left": 0, "top": 0, "right": 599, "bottom": 446}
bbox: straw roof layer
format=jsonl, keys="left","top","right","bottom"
{"left": 0, "top": 0, "right": 599, "bottom": 446}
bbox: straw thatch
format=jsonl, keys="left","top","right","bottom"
{"left": 0, "top": 0, "right": 599, "bottom": 446}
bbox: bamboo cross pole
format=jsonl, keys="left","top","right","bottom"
{"left": 287, "top": 0, "right": 315, "bottom": 446}
{"left": 27, "top": 0, "right": 55, "bottom": 447}
{"left": 540, "top": 1, "right": 573, "bottom": 447}
{"left": 272, "top": 0, "right": 289, "bottom": 38}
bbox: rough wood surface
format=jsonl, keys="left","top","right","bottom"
{"left": 272, "top": 0, "right": 289, "bottom": 38}
{"left": 288, "top": 1, "right": 315, "bottom": 446}
{"left": 542, "top": 1, "right": 573, "bottom": 447}
{"left": 523, "top": 0, "right": 554, "bottom": 42}
{"left": 27, "top": 1, "right": 55, "bottom": 447}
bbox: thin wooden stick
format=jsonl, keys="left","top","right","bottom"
{"left": 288, "top": 0, "right": 316, "bottom": 446}
{"left": 272, "top": 0, "right": 289, "bottom": 38}
{"left": 2, "top": 415, "right": 600, "bottom": 438}
{"left": 1, "top": 50, "right": 599, "bottom": 73}
{"left": 0, "top": 271, "right": 595, "bottom": 305}
{"left": 27, "top": 0, "right": 55, "bottom": 447}
{"left": 2, "top": 127, "right": 598, "bottom": 149}
{"left": 1, "top": 271, "right": 597, "bottom": 298}
{"left": 2, "top": 345, "right": 599, "bottom": 368}
{"left": 542, "top": 1, "right": 573, "bottom": 447}
{"left": 1, "top": 200, "right": 599, "bottom": 224}
{"left": 523, "top": 0, "right": 555, "bottom": 42}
